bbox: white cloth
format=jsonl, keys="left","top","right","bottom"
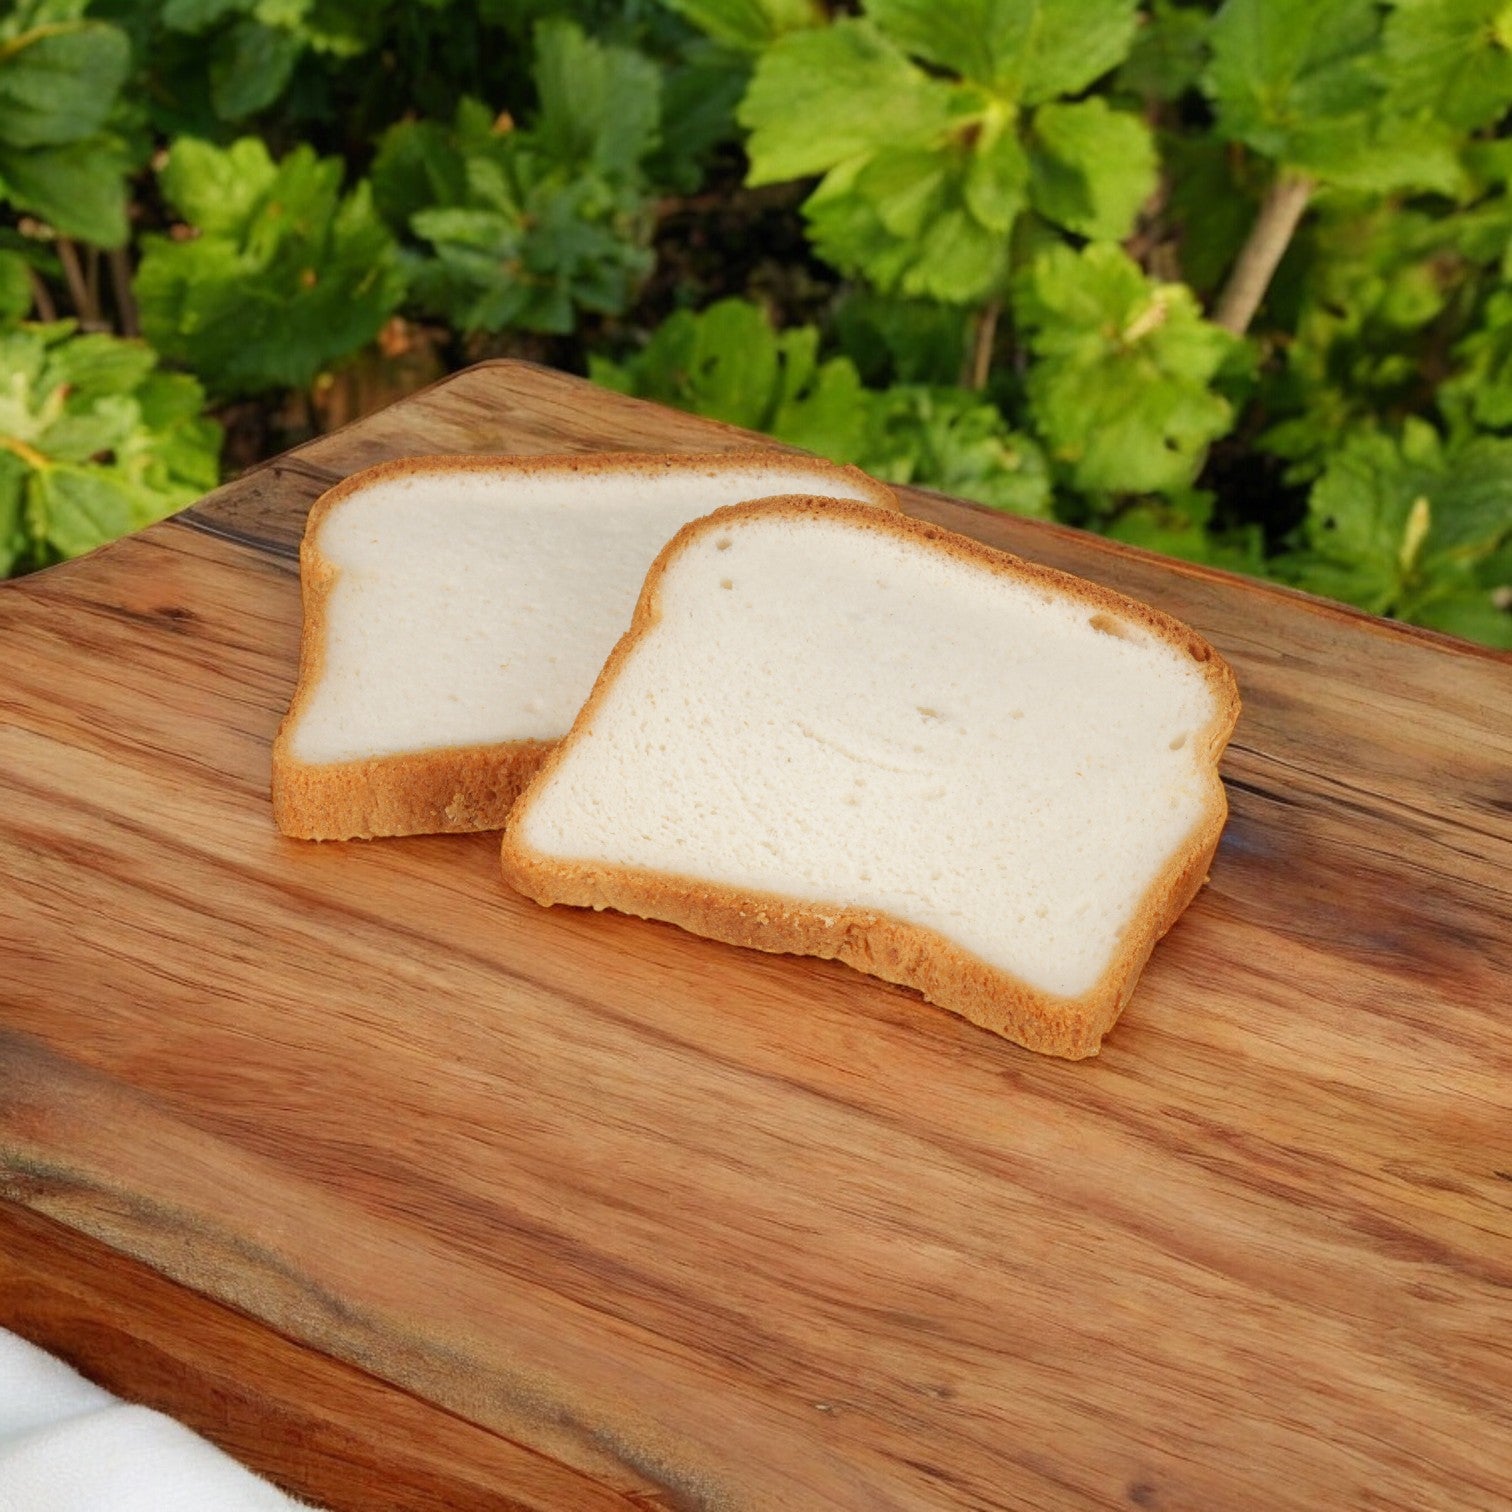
{"left": 0, "top": 1329, "right": 314, "bottom": 1511}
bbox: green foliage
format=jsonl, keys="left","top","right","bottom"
{"left": 0, "top": 14, "right": 132, "bottom": 244}
{"left": 1278, "top": 422, "right": 1512, "bottom": 645}
{"left": 0, "top": 320, "right": 220, "bottom": 573}
{"left": 372, "top": 22, "right": 661, "bottom": 334}
{"left": 136, "top": 137, "right": 404, "bottom": 395}
{"left": 657, "top": 0, "right": 821, "bottom": 51}
{"left": 736, "top": 3, "right": 1153, "bottom": 303}
{"left": 592, "top": 297, "right": 1050, "bottom": 515}
{"left": 1203, "top": 0, "right": 1463, "bottom": 193}
{"left": 1014, "top": 244, "right": 1238, "bottom": 496}
{"left": 0, "top": 0, "right": 1508, "bottom": 647}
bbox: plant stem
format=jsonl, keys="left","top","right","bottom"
{"left": 0, "top": 435, "right": 51, "bottom": 470}
{"left": 965, "top": 297, "right": 1002, "bottom": 391}
{"left": 26, "top": 267, "right": 57, "bottom": 323}
{"left": 1213, "top": 171, "right": 1314, "bottom": 335}
{"left": 109, "top": 248, "right": 139, "bottom": 337}
{"left": 55, "top": 238, "right": 99, "bottom": 326}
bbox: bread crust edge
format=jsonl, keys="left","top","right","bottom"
{"left": 499, "top": 496, "right": 1242, "bottom": 1060}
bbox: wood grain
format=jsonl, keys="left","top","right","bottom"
{"left": 2, "top": 360, "right": 1511, "bottom": 1511}
{"left": 0, "top": 1200, "right": 658, "bottom": 1510}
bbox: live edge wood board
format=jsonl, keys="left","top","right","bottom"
{"left": 2, "top": 362, "right": 1510, "bottom": 1512}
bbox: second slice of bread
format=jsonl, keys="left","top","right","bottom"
{"left": 500, "top": 498, "right": 1240, "bottom": 1058}
{"left": 273, "top": 451, "right": 898, "bottom": 839}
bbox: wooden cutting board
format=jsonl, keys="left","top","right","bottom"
{"left": 2, "top": 361, "right": 1509, "bottom": 1512}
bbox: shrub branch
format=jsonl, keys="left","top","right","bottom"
{"left": 1214, "top": 171, "right": 1315, "bottom": 335}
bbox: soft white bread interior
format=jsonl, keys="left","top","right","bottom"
{"left": 500, "top": 498, "right": 1240, "bottom": 1059}
{"left": 273, "top": 451, "right": 899, "bottom": 840}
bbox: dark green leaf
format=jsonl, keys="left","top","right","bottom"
{"left": 139, "top": 140, "right": 403, "bottom": 395}
{"left": 209, "top": 18, "right": 302, "bottom": 120}
{"left": 1383, "top": 0, "right": 1512, "bottom": 132}
{"left": 0, "top": 247, "right": 30, "bottom": 319}
{"left": 0, "top": 136, "right": 129, "bottom": 245}
{"left": 162, "top": 0, "right": 250, "bottom": 32}
{"left": 0, "top": 22, "right": 129, "bottom": 148}
{"left": 833, "top": 292, "right": 970, "bottom": 386}
{"left": 0, "top": 450, "right": 25, "bottom": 575}
{"left": 1442, "top": 290, "right": 1512, "bottom": 430}
{"left": 531, "top": 18, "right": 660, "bottom": 179}
{"left": 1279, "top": 427, "right": 1512, "bottom": 623}
{"left": 370, "top": 118, "right": 470, "bottom": 229}
{"left": 1116, "top": 2, "right": 1212, "bottom": 102}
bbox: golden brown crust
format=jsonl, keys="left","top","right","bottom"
{"left": 272, "top": 740, "right": 553, "bottom": 841}
{"left": 499, "top": 497, "right": 1242, "bottom": 1059}
{"left": 272, "top": 451, "right": 900, "bottom": 840}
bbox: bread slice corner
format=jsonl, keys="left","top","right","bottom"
{"left": 499, "top": 496, "right": 1240, "bottom": 1058}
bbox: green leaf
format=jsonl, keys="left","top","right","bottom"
{"left": 139, "top": 139, "right": 403, "bottom": 395}
{"left": 659, "top": 0, "right": 823, "bottom": 51}
{"left": 0, "top": 321, "right": 222, "bottom": 574}
{"left": 162, "top": 0, "right": 250, "bottom": 32}
{"left": 593, "top": 298, "right": 783, "bottom": 429}
{"left": 859, "top": 385, "right": 1053, "bottom": 516}
{"left": 531, "top": 18, "right": 660, "bottom": 179}
{"left": 1205, "top": 0, "right": 1469, "bottom": 193}
{"left": 1279, "top": 428, "right": 1512, "bottom": 630}
{"left": 833, "top": 292, "right": 970, "bottom": 386}
{"left": 1015, "top": 243, "right": 1238, "bottom": 495}
{"left": 1027, "top": 98, "right": 1157, "bottom": 241}
{"left": 1442, "top": 290, "right": 1512, "bottom": 430}
{"left": 1383, "top": 0, "right": 1512, "bottom": 132}
{"left": 31, "top": 463, "right": 134, "bottom": 557}
{"left": 740, "top": 20, "right": 964, "bottom": 184}
{"left": 1207, "top": 0, "right": 1379, "bottom": 153}
{"left": 159, "top": 136, "right": 276, "bottom": 234}
{"left": 0, "top": 135, "right": 129, "bottom": 245}
{"left": 370, "top": 118, "right": 470, "bottom": 229}
{"left": 1410, "top": 589, "right": 1512, "bottom": 647}
{"left": 806, "top": 150, "right": 1010, "bottom": 301}
{"left": 209, "top": 18, "right": 302, "bottom": 119}
{"left": 0, "top": 21, "right": 129, "bottom": 148}
{"left": 1116, "top": 1, "right": 1212, "bottom": 102}
{"left": 0, "top": 450, "right": 25, "bottom": 575}
{"left": 45, "top": 331, "right": 156, "bottom": 396}
{"left": 1107, "top": 491, "right": 1266, "bottom": 572}
{"left": 650, "top": 41, "right": 748, "bottom": 193}
{"left": 0, "top": 248, "right": 30, "bottom": 320}
{"left": 593, "top": 298, "right": 1050, "bottom": 516}
{"left": 590, "top": 297, "right": 867, "bottom": 455}
{"left": 865, "top": 0, "right": 1140, "bottom": 103}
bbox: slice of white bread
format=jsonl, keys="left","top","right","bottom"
{"left": 272, "top": 452, "right": 899, "bottom": 840}
{"left": 500, "top": 498, "right": 1241, "bottom": 1059}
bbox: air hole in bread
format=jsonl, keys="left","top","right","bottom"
{"left": 720, "top": 578, "right": 733, "bottom": 590}
{"left": 1169, "top": 732, "right": 1188, "bottom": 750}
{"left": 917, "top": 705, "right": 942, "bottom": 721}
{"left": 1088, "top": 612, "right": 1131, "bottom": 639}
{"left": 716, "top": 537, "right": 732, "bottom": 551}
